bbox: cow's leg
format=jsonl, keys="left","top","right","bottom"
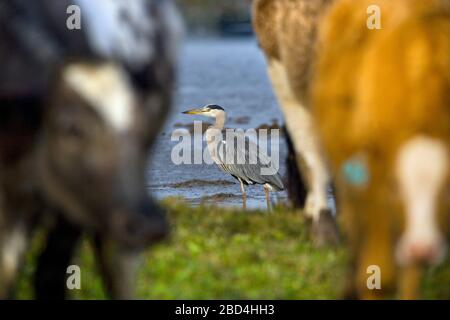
{"left": 341, "top": 181, "right": 397, "bottom": 300}
{"left": 343, "top": 227, "right": 396, "bottom": 300}
{"left": 398, "top": 265, "right": 423, "bottom": 300}
{"left": 268, "top": 59, "right": 339, "bottom": 245}
{"left": 34, "top": 214, "right": 82, "bottom": 300}
{"left": 93, "top": 235, "right": 139, "bottom": 299}
{"left": 0, "top": 220, "right": 28, "bottom": 298}
{"left": 354, "top": 231, "right": 397, "bottom": 300}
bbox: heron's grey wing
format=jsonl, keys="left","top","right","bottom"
{"left": 215, "top": 139, "right": 247, "bottom": 182}
{"left": 219, "top": 136, "right": 284, "bottom": 191}
{"left": 245, "top": 138, "right": 285, "bottom": 191}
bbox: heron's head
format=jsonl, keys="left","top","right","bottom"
{"left": 183, "top": 104, "right": 225, "bottom": 118}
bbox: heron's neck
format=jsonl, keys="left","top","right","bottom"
{"left": 213, "top": 111, "right": 226, "bottom": 130}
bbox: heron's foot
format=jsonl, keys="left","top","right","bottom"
{"left": 311, "top": 209, "right": 340, "bottom": 247}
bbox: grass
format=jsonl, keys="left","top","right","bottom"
{"left": 16, "top": 198, "right": 450, "bottom": 299}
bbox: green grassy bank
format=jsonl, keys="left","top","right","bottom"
{"left": 16, "top": 198, "right": 450, "bottom": 299}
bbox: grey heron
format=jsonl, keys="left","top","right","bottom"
{"left": 183, "top": 104, "right": 284, "bottom": 210}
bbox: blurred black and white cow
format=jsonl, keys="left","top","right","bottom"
{"left": 0, "top": 0, "right": 182, "bottom": 298}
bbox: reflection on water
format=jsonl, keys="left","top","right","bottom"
{"left": 147, "top": 38, "right": 288, "bottom": 209}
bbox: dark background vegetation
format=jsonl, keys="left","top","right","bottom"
{"left": 176, "top": 0, "right": 253, "bottom": 35}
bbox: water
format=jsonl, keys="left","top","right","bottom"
{"left": 147, "top": 38, "right": 288, "bottom": 209}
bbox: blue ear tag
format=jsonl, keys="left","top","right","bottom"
{"left": 342, "top": 156, "right": 369, "bottom": 187}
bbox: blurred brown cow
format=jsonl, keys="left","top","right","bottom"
{"left": 313, "top": 0, "right": 450, "bottom": 299}
{"left": 252, "top": 0, "right": 339, "bottom": 245}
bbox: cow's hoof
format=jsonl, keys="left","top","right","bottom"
{"left": 312, "top": 209, "right": 340, "bottom": 247}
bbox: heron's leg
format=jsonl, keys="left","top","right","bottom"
{"left": 264, "top": 186, "right": 271, "bottom": 211}
{"left": 238, "top": 179, "right": 247, "bottom": 210}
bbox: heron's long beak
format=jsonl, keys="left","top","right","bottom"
{"left": 182, "top": 108, "right": 204, "bottom": 115}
